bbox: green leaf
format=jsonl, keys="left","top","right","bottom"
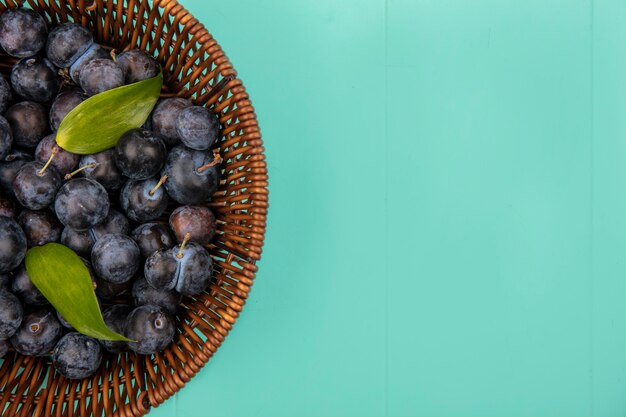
{"left": 24, "top": 243, "right": 131, "bottom": 341}
{"left": 56, "top": 72, "right": 163, "bottom": 154}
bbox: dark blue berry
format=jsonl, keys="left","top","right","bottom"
{"left": 0, "top": 290, "right": 23, "bottom": 338}
{"left": 90, "top": 209, "right": 129, "bottom": 240}
{"left": 95, "top": 276, "right": 132, "bottom": 300}
{"left": 53, "top": 332, "right": 102, "bottom": 379}
{"left": 0, "top": 339, "right": 8, "bottom": 358}
{"left": 125, "top": 305, "right": 175, "bottom": 355}
{"left": 12, "top": 264, "right": 47, "bottom": 305}
{"left": 0, "top": 150, "right": 31, "bottom": 195}
{"left": 0, "top": 216, "right": 25, "bottom": 273}
{"left": 54, "top": 178, "right": 109, "bottom": 231}
{"left": 35, "top": 134, "right": 79, "bottom": 175}
{"left": 161, "top": 146, "right": 220, "bottom": 205}
{"left": 175, "top": 106, "right": 220, "bottom": 150}
{"left": 151, "top": 98, "right": 191, "bottom": 146}
{"left": 78, "top": 150, "right": 124, "bottom": 191}
{"left": 145, "top": 241, "right": 212, "bottom": 296}
{"left": 117, "top": 49, "right": 160, "bottom": 83}
{"left": 60, "top": 209, "right": 129, "bottom": 258}
{"left": 144, "top": 249, "right": 177, "bottom": 290}
{"left": 101, "top": 304, "right": 131, "bottom": 353}
{"left": 13, "top": 161, "right": 62, "bottom": 210}
{"left": 10, "top": 307, "right": 62, "bottom": 356}
{"left": 131, "top": 222, "right": 175, "bottom": 258}
{"left": 120, "top": 177, "right": 168, "bottom": 222}
{"left": 60, "top": 227, "right": 92, "bottom": 258}
{"left": 5, "top": 101, "right": 49, "bottom": 148}
{"left": 0, "top": 76, "right": 12, "bottom": 114}
{"left": 0, "top": 195, "right": 14, "bottom": 217}
{"left": 49, "top": 89, "right": 84, "bottom": 131}
{"left": 10, "top": 56, "right": 58, "bottom": 102}
{"left": 17, "top": 209, "right": 61, "bottom": 247}
{"left": 79, "top": 58, "right": 123, "bottom": 96}
{"left": 56, "top": 311, "right": 73, "bottom": 330}
{"left": 114, "top": 129, "right": 166, "bottom": 180}
{"left": 172, "top": 242, "right": 212, "bottom": 295}
{"left": 62, "top": 209, "right": 130, "bottom": 259}
{"left": 91, "top": 233, "right": 140, "bottom": 284}
{"left": 69, "top": 43, "right": 110, "bottom": 84}
{"left": 0, "top": 9, "right": 47, "bottom": 58}
{"left": 132, "top": 276, "right": 181, "bottom": 315}
{"left": 0, "top": 274, "right": 9, "bottom": 289}
{"left": 46, "top": 23, "right": 93, "bottom": 68}
{"left": 0, "top": 115, "right": 12, "bottom": 160}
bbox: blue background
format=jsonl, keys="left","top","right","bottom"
{"left": 151, "top": 1, "right": 626, "bottom": 416}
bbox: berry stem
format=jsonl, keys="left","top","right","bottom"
{"left": 38, "top": 148, "right": 57, "bottom": 176}
{"left": 176, "top": 233, "right": 191, "bottom": 259}
{"left": 149, "top": 175, "right": 168, "bottom": 196}
{"left": 196, "top": 151, "right": 222, "bottom": 173}
{"left": 64, "top": 163, "right": 97, "bottom": 180}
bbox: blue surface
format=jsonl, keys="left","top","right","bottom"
{"left": 150, "top": 1, "right": 626, "bottom": 416}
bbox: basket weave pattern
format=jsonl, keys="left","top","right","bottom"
{"left": 0, "top": 1, "right": 268, "bottom": 416}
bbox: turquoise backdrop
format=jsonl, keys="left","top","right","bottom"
{"left": 151, "top": 0, "right": 626, "bottom": 416}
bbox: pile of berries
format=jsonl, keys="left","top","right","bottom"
{"left": 0, "top": 9, "right": 221, "bottom": 379}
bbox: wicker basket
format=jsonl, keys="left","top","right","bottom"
{"left": 0, "top": 0, "right": 268, "bottom": 416}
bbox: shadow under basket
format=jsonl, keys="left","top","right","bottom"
{"left": 0, "top": 0, "right": 268, "bottom": 416}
